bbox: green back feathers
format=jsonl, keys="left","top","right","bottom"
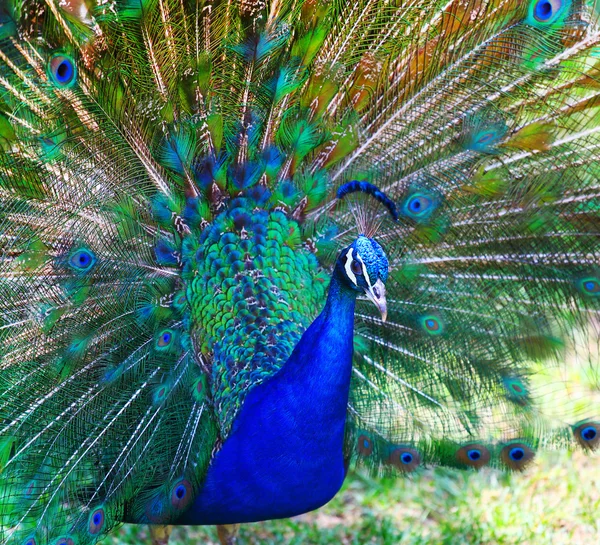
{"left": 187, "top": 206, "right": 328, "bottom": 434}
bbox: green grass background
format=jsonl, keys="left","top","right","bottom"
{"left": 107, "top": 449, "right": 599, "bottom": 545}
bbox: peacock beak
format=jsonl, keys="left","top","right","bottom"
{"left": 365, "top": 279, "right": 387, "bottom": 322}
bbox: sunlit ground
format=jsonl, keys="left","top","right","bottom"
{"left": 108, "top": 448, "right": 599, "bottom": 545}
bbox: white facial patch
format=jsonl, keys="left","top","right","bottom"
{"left": 344, "top": 248, "right": 357, "bottom": 285}
{"left": 344, "top": 249, "right": 373, "bottom": 287}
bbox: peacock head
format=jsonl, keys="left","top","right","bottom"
{"left": 337, "top": 235, "right": 389, "bottom": 321}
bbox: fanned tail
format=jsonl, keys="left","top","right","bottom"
{"left": 321, "top": 0, "right": 600, "bottom": 472}
{"left": 1, "top": 0, "right": 600, "bottom": 542}
{"left": 0, "top": 3, "right": 217, "bottom": 542}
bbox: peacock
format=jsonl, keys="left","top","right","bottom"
{"left": 0, "top": 0, "right": 599, "bottom": 543}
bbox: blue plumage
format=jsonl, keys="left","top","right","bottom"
{"left": 179, "top": 238, "right": 387, "bottom": 524}
{"left": 337, "top": 181, "right": 399, "bottom": 221}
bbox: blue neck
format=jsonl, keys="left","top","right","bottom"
{"left": 179, "top": 271, "right": 358, "bottom": 525}
{"left": 282, "top": 269, "right": 356, "bottom": 389}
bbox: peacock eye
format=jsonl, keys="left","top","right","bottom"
{"left": 509, "top": 447, "right": 525, "bottom": 461}
{"left": 171, "top": 479, "right": 193, "bottom": 510}
{"left": 88, "top": 507, "right": 105, "bottom": 535}
{"left": 400, "top": 190, "right": 439, "bottom": 223}
{"left": 534, "top": 0, "right": 562, "bottom": 21}
{"left": 467, "top": 449, "right": 481, "bottom": 461}
{"left": 581, "top": 278, "right": 600, "bottom": 295}
{"left": 582, "top": 426, "right": 597, "bottom": 441}
{"left": 573, "top": 421, "right": 599, "bottom": 449}
{"left": 49, "top": 54, "right": 77, "bottom": 87}
{"left": 68, "top": 248, "right": 96, "bottom": 272}
{"left": 529, "top": 0, "right": 565, "bottom": 25}
{"left": 351, "top": 260, "right": 363, "bottom": 276}
{"left": 407, "top": 195, "right": 431, "bottom": 215}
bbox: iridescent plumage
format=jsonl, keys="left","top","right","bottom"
{"left": 0, "top": 0, "right": 599, "bottom": 543}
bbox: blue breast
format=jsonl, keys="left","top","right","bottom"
{"left": 177, "top": 276, "right": 357, "bottom": 525}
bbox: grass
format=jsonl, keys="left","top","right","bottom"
{"left": 108, "top": 449, "right": 599, "bottom": 545}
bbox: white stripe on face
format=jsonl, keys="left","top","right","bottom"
{"left": 344, "top": 248, "right": 357, "bottom": 285}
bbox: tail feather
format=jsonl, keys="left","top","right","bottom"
{"left": 323, "top": 0, "right": 600, "bottom": 471}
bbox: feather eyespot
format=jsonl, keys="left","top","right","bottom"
{"left": 420, "top": 315, "right": 444, "bottom": 336}
{"left": 503, "top": 377, "right": 529, "bottom": 405}
{"left": 510, "top": 447, "right": 524, "bottom": 460}
{"left": 407, "top": 195, "right": 430, "bottom": 215}
{"left": 153, "top": 384, "right": 170, "bottom": 404}
{"left": 535, "top": 0, "right": 552, "bottom": 20}
{"left": 25, "top": 539, "right": 36, "bottom": 545}
{"left": 357, "top": 434, "right": 373, "bottom": 456}
{"left": 578, "top": 277, "right": 600, "bottom": 297}
{"left": 528, "top": 0, "right": 567, "bottom": 25}
{"left": 171, "top": 479, "right": 193, "bottom": 510}
{"left": 55, "top": 538, "right": 75, "bottom": 545}
{"left": 534, "top": 0, "right": 562, "bottom": 21}
{"left": 400, "top": 191, "right": 439, "bottom": 223}
{"left": 582, "top": 427, "right": 597, "bottom": 440}
{"left": 192, "top": 377, "right": 206, "bottom": 401}
{"left": 425, "top": 319, "right": 437, "bottom": 330}
{"left": 68, "top": 248, "right": 96, "bottom": 272}
{"left": 585, "top": 281, "right": 598, "bottom": 292}
{"left": 88, "top": 508, "right": 105, "bottom": 535}
{"left": 387, "top": 447, "right": 421, "bottom": 472}
{"left": 49, "top": 54, "right": 77, "bottom": 87}
{"left": 461, "top": 116, "right": 507, "bottom": 152}
{"left": 500, "top": 442, "right": 535, "bottom": 470}
{"left": 476, "top": 132, "right": 495, "bottom": 144}
{"left": 573, "top": 421, "right": 600, "bottom": 450}
{"left": 145, "top": 496, "right": 168, "bottom": 523}
{"left": 156, "top": 329, "right": 174, "bottom": 348}
{"left": 23, "top": 479, "right": 36, "bottom": 497}
{"left": 456, "top": 444, "right": 491, "bottom": 469}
